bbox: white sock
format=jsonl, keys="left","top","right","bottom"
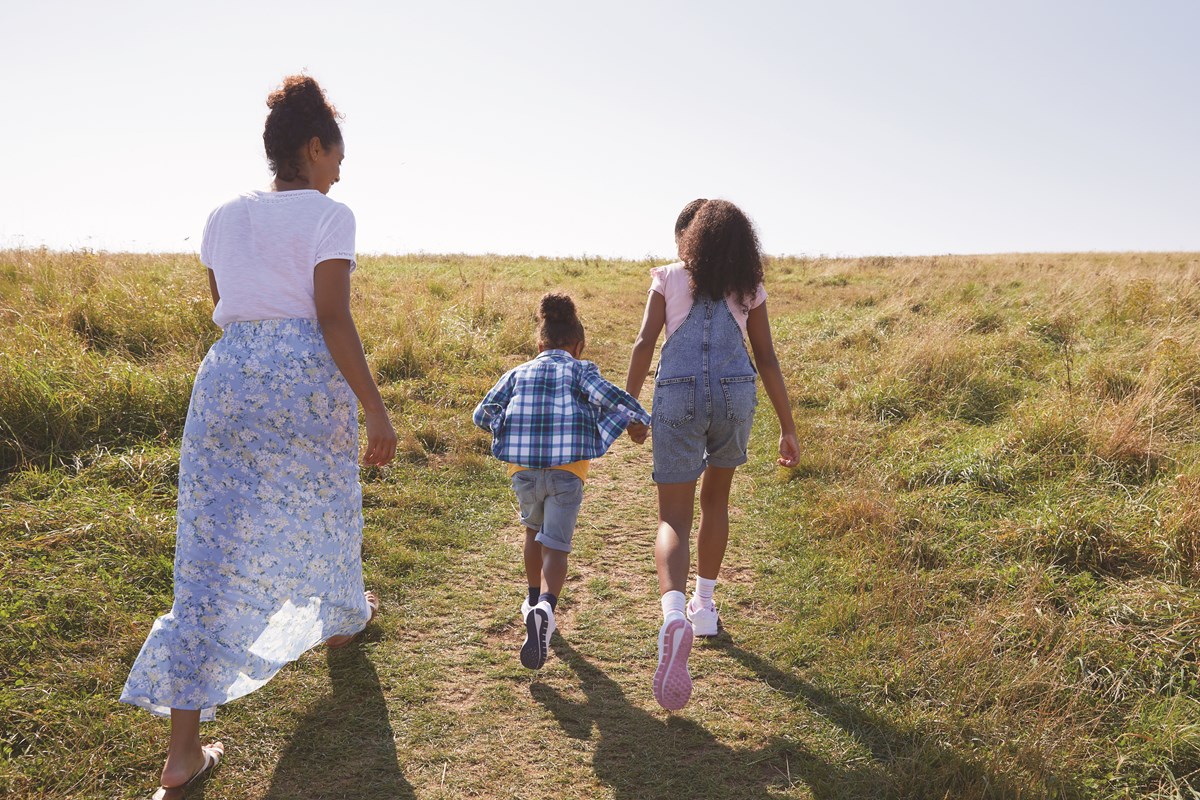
{"left": 661, "top": 590, "right": 686, "bottom": 622}
{"left": 694, "top": 576, "right": 716, "bottom": 607}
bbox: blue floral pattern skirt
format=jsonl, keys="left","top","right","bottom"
{"left": 121, "top": 319, "right": 370, "bottom": 720}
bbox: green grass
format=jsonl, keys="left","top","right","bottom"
{"left": 1, "top": 248, "right": 1199, "bottom": 798}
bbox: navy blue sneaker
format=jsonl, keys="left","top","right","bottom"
{"left": 520, "top": 600, "right": 555, "bottom": 669}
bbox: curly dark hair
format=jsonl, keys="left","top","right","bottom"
{"left": 263, "top": 75, "right": 343, "bottom": 181}
{"left": 537, "top": 292, "right": 585, "bottom": 350}
{"left": 674, "top": 198, "right": 707, "bottom": 237}
{"left": 677, "top": 199, "right": 764, "bottom": 311}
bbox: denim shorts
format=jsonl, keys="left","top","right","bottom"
{"left": 510, "top": 468, "right": 584, "bottom": 552}
{"left": 651, "top": 374, "right": 757, "bottom": 483}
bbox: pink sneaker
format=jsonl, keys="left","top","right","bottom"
{"left": 652, "top": 616, "right": 693, "bottom": 711}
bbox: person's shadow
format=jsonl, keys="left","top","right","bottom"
{"left": 533, "top": 636, "right": 1076, "bottom": 800}
{"left": 263, "top": 639, "right": 414, "bottom": 800}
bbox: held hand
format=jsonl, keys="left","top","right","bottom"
{"left": 627, "top": 422, "right": 649, "bottom": 445}
{"left": 363, "top": 408, "right": 398, "bottom": 467}
{"left": 778, "top": 431, "right": 800, "bottom": 468}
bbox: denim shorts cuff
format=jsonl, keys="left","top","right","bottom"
{"left": 535, "top": 532, "right": 572, "bottom": 553}
{"left": 653, "top": 465, "right": 707, "bottom": 484}
{"left": 706, "top": 453, "right": 749, "bottom": 470}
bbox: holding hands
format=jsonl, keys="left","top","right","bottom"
{"left": 627, "top": 421, "right": 797, "bottom": 468}
{"left": 627, "top": 422, "right": 649, "bottom": 445}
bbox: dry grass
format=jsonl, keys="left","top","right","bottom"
{"left": 1163, "top": 477, "right": 1200, "bottom": 581}
{"left": 2, "top": 248, "right": 1200, "bottom": 798}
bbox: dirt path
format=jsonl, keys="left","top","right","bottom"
{"left": 228, "top": 439, "right": 823, "bottom": 800}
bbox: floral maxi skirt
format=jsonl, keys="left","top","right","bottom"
{"left": 121, "top": 319, "right": 370, "bottom": 720}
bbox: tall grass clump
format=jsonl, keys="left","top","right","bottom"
{"left": 0, "top": 325, "right": 193, "bottom": 471}
{"left": 850, "top": 322, "right": 1032, "bottom": 424}
{"left": 0, "top": 250, "right": 219, "bottom": 472}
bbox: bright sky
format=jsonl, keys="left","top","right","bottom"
{"left": 4, "top": 1, "right": 1198, "bottom": 258}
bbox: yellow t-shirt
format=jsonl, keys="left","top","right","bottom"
{"left": 507, "top": 460, "right": 590, "bottom": 482}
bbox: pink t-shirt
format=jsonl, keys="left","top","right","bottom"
{"left": 649, "top": 262, "right": 767, "bottom": 339}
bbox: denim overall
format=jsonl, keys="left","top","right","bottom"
{"left": 651, "top": 295, "right": 758, "bottom": 483}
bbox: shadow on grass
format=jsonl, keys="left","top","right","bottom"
{"left": 534, "top": 636, "right": 1070, "bottom": 800}
{"left": 532, "top": 636, "right": 806, "bottom": 799}
{"left": 264, "top": 641, "right": 414, "bottom": 800}
{"left": 710, "top": 637, "right": 1079, "bottom": 799}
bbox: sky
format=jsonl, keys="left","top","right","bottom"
{"left": 2, "top": 1, "right": 1198, "bottom": 258}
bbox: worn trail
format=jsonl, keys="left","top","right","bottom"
{"left": 216, "top": 439, "right": 823, "bottom": 800}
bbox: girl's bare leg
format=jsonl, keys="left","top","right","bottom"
{"left": 655, "top": 480, "right": 698, "bottom": 594}
{"left": 697, "top": 466, "right": 736, "bottom": 580}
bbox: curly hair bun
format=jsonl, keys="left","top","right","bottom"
{"left": 267, "top": 75, "right": 337, "bottom": 117}
{"left": 263, "top": 75, "right": 343, "bottom": 181}
{"left": 537, "top": 292, "right": 585, "bottom": 349}
{"left": 538, "top": 292, "right": 578, "bottom": 324}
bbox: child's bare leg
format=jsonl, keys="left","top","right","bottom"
{"left": 523, "top": 528, "right": 541, "bottom": 589}
{"left": 655, "top": 480, "right": 697, "bottom": 594}
{"left": 696, "top": 466, "right": 736, "bottom": 580}
{"left": 541, "top": 548, "right": 568, "bottom": 597}
{"left": 160, "top": 709, "right": 220, "bottom": 788}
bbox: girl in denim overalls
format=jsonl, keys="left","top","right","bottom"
{"left": 625, "top": 199, "right": 799, "bottom": 711}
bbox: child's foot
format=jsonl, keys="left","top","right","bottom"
{"left": 653, "top": 615, "right": 693, "bottom": 711}
{"left": 521, "top": 600, "right": 556, "bottom": 669}
{"left": 687, "top": 596, "right": 719, "bottom": 637}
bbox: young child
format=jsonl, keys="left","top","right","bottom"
{"left": 625, "top": 199, "right": 800, "bottom": 710}
{"left": 474, "top": 292, "right": 651, "bottom": 669}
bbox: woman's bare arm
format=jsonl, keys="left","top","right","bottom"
{"left": 313, "top": 259, "right": 397, "bottom": 466}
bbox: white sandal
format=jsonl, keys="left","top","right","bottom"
{"left": 152, "top": 741, "right": 223, "bottom": 799}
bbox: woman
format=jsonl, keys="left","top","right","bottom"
{"left": 120, "top": 75, "right": 397, "bottom": 796}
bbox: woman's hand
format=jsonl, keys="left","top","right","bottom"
{"left": 364, "top": 408, "right": 398, "bottom": 466}
{"left": 778, "top": 431, "right": 799, "bottom": 468}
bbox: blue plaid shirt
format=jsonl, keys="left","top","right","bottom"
{"left": 473, "top": 350, "right": 651, "bottom": 468}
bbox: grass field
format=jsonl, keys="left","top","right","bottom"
{"left": 1, "top": 248, "right": 1199, "bottom": 799}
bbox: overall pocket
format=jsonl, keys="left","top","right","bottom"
{"left": 720, "top": 375, "right": 758, "bottom": 424}
{"left": 653, "top": 375, "right": 696, "bottom": 428}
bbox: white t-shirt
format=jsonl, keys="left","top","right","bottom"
{"left": 649, "top": 262, "right": 767, "bottom": 339}
{"left": 200, "top": 189, "right": 357, "bottom": 328}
